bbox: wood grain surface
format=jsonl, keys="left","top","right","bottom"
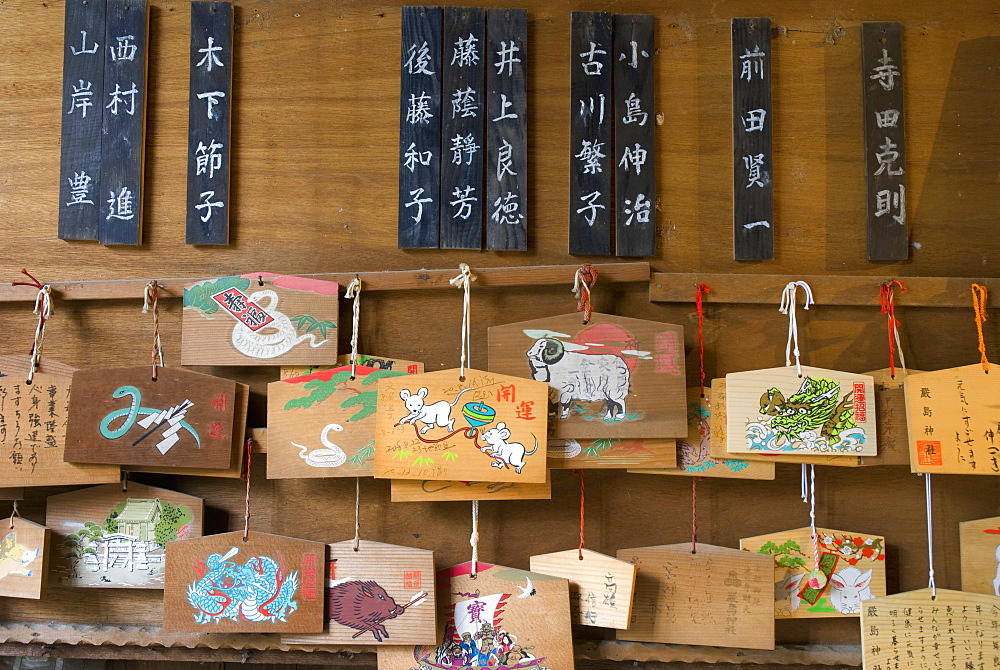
{"left": 958, "top": 515, "right": 1000, "bottom": 596}
{"left": 0, "top": 0, "right": 998, "bottom": 660}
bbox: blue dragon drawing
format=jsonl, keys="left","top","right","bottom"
{"left": 186, "top": 546, "right": 300, "bottom": 625}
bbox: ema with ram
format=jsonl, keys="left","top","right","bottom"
{"left": 526, "top": 337, "right": 631, "bottom": 420}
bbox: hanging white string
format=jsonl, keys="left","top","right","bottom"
{"left": 807, "top": 464, "right": 820, "bottom": 572}
{"left": 800, "top": 463, "right": 809, "bottom": 503}
{"left": 27, "top": 285, "right": 52, "bottom": 384}
{"left": 891, "top": 306, "right": 907, "bottom": 376}
{"left": 571, "top": 268, "right": 591, "bottom": 302}
{"left": 353, "top": 477, "right": 361, "bottom": 552}
{"left": 922, "top": 473, "right": 937, "bottom": 598}
{"left": 778, "top": 281, "right": 814, "bottom": 378}
{"left": 9, "top": 501, "right": 19, "bottom": 529}
{"left": 345, "top": 277, "right": 361, "bottom": 379}
{"left": 470, "top": 499, "right": 480, "bottom": 578}
{"left": 449, "top": 264, "right": 476, "bottom": 380}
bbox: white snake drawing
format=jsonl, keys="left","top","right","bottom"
{"left": 292, "top": 423, "right": 347, "bottom": 467}
{"left": 231, "top": 290, "right": 327, "bottom": 359}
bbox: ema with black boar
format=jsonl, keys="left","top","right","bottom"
{"left": 327, "top": 578, "right": 426, "bottom": 641}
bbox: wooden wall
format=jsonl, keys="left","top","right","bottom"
{"left": 0, "top": 0, "right": 998, "bottom": 664}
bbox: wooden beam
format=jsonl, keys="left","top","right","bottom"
{"left": 650, "top": 272, "right": 999, "bottom": 307}
{"left": 0, "top": 263, "right": 649, "bottom": 302}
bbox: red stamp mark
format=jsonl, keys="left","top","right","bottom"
{"left": 301, "top": 553, "right": 318, "bottom": 600}
{"left": 916, "top": 441, "right": 943, "bottom": 466}
{"left": 853, "top": 382, "right": 867, "bottom": 422}
{"left": 212, "top": 288, "right": 275, "bottom": 331}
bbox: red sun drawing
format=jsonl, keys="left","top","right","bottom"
{"left": 573, "top": 323, "right": 641, "bottom": 373}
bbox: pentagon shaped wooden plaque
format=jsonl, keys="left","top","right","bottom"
{"left": 712, "top": 378, "right": 863, "bottom": 467}
{"left": 857, "top": 368, "right": 920, "bottom": 466}
{"left": 126, "top": 381, "right": 249, "bottom": 478}
{"left": 530, "top": 548, "right": 636, "bottom": 629}
{"left": 182, "top": 272, "right": 338, "bottom": 366}
{"left": 740, "top": 526, "right": 887, "bottom": 619}
{"left": 0, "top": 517, "right": 50, "bottom": 599}
{"left": 489, "top": 312, "right": 686, "bottom": 439}
{"left": 391, "top": 475, "right": 552, "bottom": 502}
{"left": 281, "top": 353, "right": 424, "bottom": 380}
{"left": 164, "top": 530, "right": 325, "bottom": 633}
{"left": 959, "top": 515, "right": 1000, "bottom": 596}
{"left": 64, "top": 366, "right": 237, "bottom": 469}
{"left": 46, "top": 482, "right": 203, "bottom": 589}
{"left": 861, "top": 588, "right": 1000, "bottom": 669}
{"left": 269, "top": 365, "right": 418, "bottom": 479}
{"left": 631, "top": 388, "right": 775, "bottom": 480}
{"left": 377, "top": 561, "right": 575, "bottom": 670}
{"left": 549, "top": 437, "right": 675, "bottom": 469}
{"left": 283, "top": 539, "right": 436, "bottom": 645}
{"left": 0, "top": 356, "right": 119, "bottom": 487}
{"left": 374, "top": 368, "right": 549, "bottom": 483}
{"left": 616, "top": 543, "right": 774, "bottom": 650}
{"left": 725, "top": 366, "right": 877, "bottom": 457}
{"left": 904, "top": 363, "right": 1000, "bottom": 474}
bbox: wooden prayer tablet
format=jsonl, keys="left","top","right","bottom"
{"left": 904, "top": 363, "right": 1000, "bottom": 475}
{"left": 46, "top": 482, "right": 203, "bottom": 590}
{"left": 377, "top": 561, "right": 575, "bottom": 670}
{"left": 64, "top": 366, "right": 237, "bottom": 470}
{"left": 0, "top": 517, "right": 50, "bottom": 600}
{"left": 280, "top": 354, "right": 425, "bottom": 380}
{"left": 616, "top": 543, "right": 775, "bottom": 650}
{"left": 182, "top": 273, "right": 339, "bottom": 366}
{"left": 0, "top": 356, "right": 120, "bottom": 487}
{"left": 959, "top": 516, "right": 1000, "bottom": 596}
{"left": 725, "top": 366, "right": 878, "bottom": 457}
{"left": 488, "top": 312, "right": 687, "bottom": 440}
{"left": 740, "top": 526, "right": 887, "bottom": 619}
{"left": 163, "top": 530, "right": 325, "bottom": 633}
{"left": 282, "top": 539, "right": 436, "bottom": 645}
{"left": 126, "top": 381, "right": 249, "bottom": 478}
{"left": 390, "top": 475, "right": 551, "bottom": 502}
{"left": 529, "top": 548, "right": 636, "bottom": 629}
{"left": 548, "top": 437, "right": 675, "bottom": 469}
{"left": 374, "top": 367, "right": 549, "bottom": 483}
{"left": 860, "top": 588, "right": 1000, "bottom": 669}
{"left": 711, "top": 378, "right": 863, "bottom": 466}
{"left": 268, "top": 365, "right": 417, "bottom": 479}
{"left": 857, "top": 368, "right": 920, "bottom": 466}
{"left": 629, "top": 388, "right": 775, "bottom": 480}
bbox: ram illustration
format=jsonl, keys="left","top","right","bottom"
{"left": 525, "top": 337, "right": 630, "bottom": 420}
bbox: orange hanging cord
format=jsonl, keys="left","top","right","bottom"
{"left": 971, "top": 284, "right": 990, "bottom": 373}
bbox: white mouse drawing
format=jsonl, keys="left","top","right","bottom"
{"left": 398, "top": 387, "right": 474, "bottom": 434}
{"left": 480, "top": 422, "right": 539, "bottom": 474}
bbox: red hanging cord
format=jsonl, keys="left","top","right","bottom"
{"left": 695, "top": 284, "right": 711, "bottom": 397}
{"left": 879, "top": 280, "right": 906, "bottom": 378}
